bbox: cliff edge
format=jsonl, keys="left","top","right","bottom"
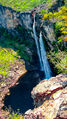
{"left": 24, "top": 73, "right": 67, "bottom": 119}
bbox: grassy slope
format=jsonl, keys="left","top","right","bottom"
{"left": 0, "top": 27, "right": 32, "bottom": 77}
{"left": 0, "top": 47, "right": 18, "bottom": 76}
{"left": 0, "top": 0, "right": 51, "bottom": 11}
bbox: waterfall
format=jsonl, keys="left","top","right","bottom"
{"left": 33, "top": 15, "right": 52, "bottom": 79}
{"left": 33, "top": 15, "right": 43, "bottom": 71}
{"left": 39, "top": 32, "right": 52, "bottom": 79}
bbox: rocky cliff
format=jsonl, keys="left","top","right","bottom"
{"left": 0, "top": 4, "right": 32, "bottom": 30}
{"left": 0, "top": 0, "right": 66, "bottom": 118}
{"left": 0, "top": 0, "right": 66, "bottom": 73}
{"left": 0, "top": 0, "right": 64, "bottom": 48}
{"left": 24, "top": 73, "right": 67, "bottom": 119}
{"left": 0, "top": 5, "right": 39, "bottom": 119}
{"left": 0, "top": 5, "right": 40, "bottom": 71}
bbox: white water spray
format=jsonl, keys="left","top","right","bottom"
{"left": 39, "top": 32, "right": 52, "bottom": 79}
{"left": 33, "top": 15, "right": 43, "bottom": 70}
{"left": 33, "top": 15, "right": 52, "bottom": 79}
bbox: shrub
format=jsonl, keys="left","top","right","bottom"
{"left": 43, "top": 6, "right": 67, "bottom": 42}
{"left": 47, "top": 51, "right": 67, "bottom": 74}
{"left": 8, "top": 112, "right": 24, "bottom": 119}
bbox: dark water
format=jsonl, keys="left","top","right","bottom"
{"left": 3, "top": 71, "right": 42, "bottom": 114}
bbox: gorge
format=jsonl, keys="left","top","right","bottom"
{"left": 3, "top": 12, "right": 52, "bottom": 115}
{"left": 0, "top": 0, "right": 67, "bottom": 118}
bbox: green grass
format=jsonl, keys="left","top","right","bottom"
{"left": 8, "top": 112, "right": 24, "bottom": 119}
{"left": 0, "top": 0, "right": 51, "bottom": 11}
{"left": 0, "top": 27, "right": 32, "bottom": 62}
{"left": 0, "top": 27, "right": 33, "bottom": 77}
{"left": 0, "top": 47, "right": 18, "bottom": 76}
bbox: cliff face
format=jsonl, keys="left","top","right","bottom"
{"left": 0, "top": 5, "right": 32, "bottom": 30}
{"left": 0, "top": 5, "right": 39, "bottom": 118}
{"left": 0, "top": 1, "right": 66, "bottom": 118}
{"left": 0, "top": 0, "right": 64, "bottom": 46}
{"left": 0, "top": 5, "right": 40, "bottom": 71}
{"left": 34, "top": 0, "right": 67, "bottom": 75}
{"left": 24, "top": 73, "right": 67, "bottom": 119}
{"left": 0, "top": 0, "right": 66, "bottom": 73}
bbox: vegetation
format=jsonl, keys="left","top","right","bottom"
{"left": 0, "top": 27, "right": 32, "bottom": 77}
{"left": 0, "top": 0, "right": 66, "bottom": 118}
{"left": 43, "top": 6, "right": 67, "bottom": 42}
{"left": 0, "top": 47, "right": 18, "bottom": 76}
{"left": 0, "top": 0, "right": 66, "bottom": 75}
{"left": 9, "top": 112, "right": 24, "bottom": 119}
{"left": 47, "top": 51, "right": 67, "bottom": 74}
{"left": 0, "top": 0, "right": 52, "bottom": 11}
{"left": 0, "top": 27, "right": 32, "bottom": 61}
{"left": 42, "top": 4, "right": 67, "bottom": 74}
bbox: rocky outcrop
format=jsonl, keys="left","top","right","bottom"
{"left": 24, "top": 73, "right": 67, "bottom": 119}
{"left": 0, "top": 5, "right": 32, "bottom": 30}
{"left": 0, "top": 60, "right": 27, "bottom": 119}
{"left": 0, "top": 5, "right": 40, "bottom": 71}
{"left": 34, "top": 0, "right": 65, "bottom": 51}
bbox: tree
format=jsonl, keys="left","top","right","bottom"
{"left": 43, "top": 6, "right": 67, "bottom": 42}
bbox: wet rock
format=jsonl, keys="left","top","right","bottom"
{"left": 24, "top": 74, "right": 67, "bottom": 119}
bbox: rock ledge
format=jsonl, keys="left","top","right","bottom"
{"left": 24, "top": 73, "right": 67, "bottom": 119}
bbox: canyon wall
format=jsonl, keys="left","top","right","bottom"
{"left": 0, "top": 5, "right": 32, "bottom": 30}
{"left": 0, "top": 5, "right": 40, "bottom": 71}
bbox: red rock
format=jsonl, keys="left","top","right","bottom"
{"left": 24, "top": 74, "right": 67, "bottom": 119}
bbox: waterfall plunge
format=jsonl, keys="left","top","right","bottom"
{"left": 39, "top": 32, "right": 52, "bottom": 79}
{"left": 33, "top": 15, "right": 43, "bottom": 71}
{"left": 33, "top": 15, "right": 52, "bottom": 79}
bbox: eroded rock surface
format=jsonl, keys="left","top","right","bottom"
{"left": 24, "top": 74, "right": 67, "bottom": 119}
{"left": 0, "top": 5, "right": 32, "bottom": 30}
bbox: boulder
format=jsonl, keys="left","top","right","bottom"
{"left": 24, "top": 74, "right": 67, "bottom": 119}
